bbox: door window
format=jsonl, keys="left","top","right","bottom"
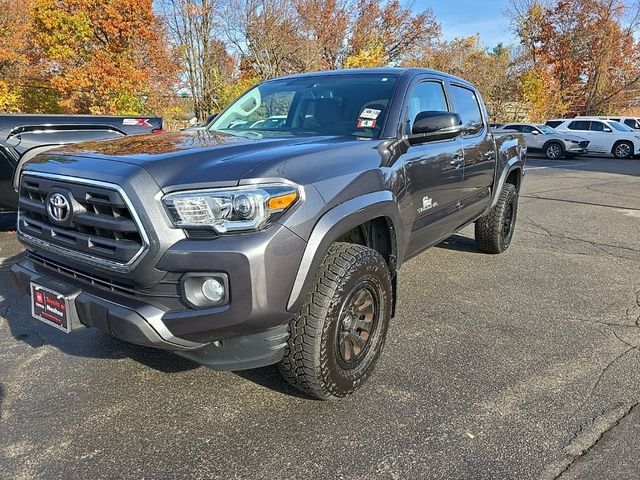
{"left": 567, "top": 120, "right": 590, "bottom": 131}
{"left": 521, "top": 125, "right": 537, "bottom": 134}
{"left": 624, "top": 119, "right": 640, "bottom": 129}
{"left": 450, "top": 85, "right": 484, "bottom": 135}
{"left": 406, "top": 81, "right": 448, "bottom": 131}
{"left": 590, "top": 121, "right": 610, "bottom": 132}
{"left": 504, "top": 124, "right": 522, "bottom": 132}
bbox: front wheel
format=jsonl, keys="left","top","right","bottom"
{"left": 278, "top": 243, "right": 392, "bottom": 400}
{"left": 475, "top": 183, "right": 519, "bottom": 254}
{"left": 544, "top": 142, "right": 564, "bottom": 159}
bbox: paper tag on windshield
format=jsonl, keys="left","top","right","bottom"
{"left": 359, "top": 108, "right": 381, "bottom": 120}
{"left": 357, "top": 119, "right": 377, "bottom": 128}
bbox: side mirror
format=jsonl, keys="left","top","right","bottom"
{"left": 604, "top": 127, "right": 612, "bottom": 133}
{"left": 531, "top": 130, "right": 540, "bottom": 135}
{"left": 409, "top": 111, "right": 464, "bottom": 144}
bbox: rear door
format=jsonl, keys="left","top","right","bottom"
{"left": 398, "top": 77, "right": 466, "bottom": 257}
{"left": 449, "top": 84, "right": 495, "bottom": 221}
{"left": 565, "top": 120, "right": 600, "bottom": 152}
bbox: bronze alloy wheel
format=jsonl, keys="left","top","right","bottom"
{"left": 336, "top": 282, "right": 380, "bottom": 369}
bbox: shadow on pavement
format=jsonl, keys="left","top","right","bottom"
{"left": 436, "top": 233, "right": 481, "bottom": 254}
{"left": 0, "top": 252, "right": 199, "bottom": 374}
{"left": 0, "top": 211, "right": 16, "bottom": 231}
{"left": 233, "top": 365, "right": 313, "bottom": 400}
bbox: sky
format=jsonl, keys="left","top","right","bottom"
{"left": 415, "top": 0, "right": 516, "bottom": 48}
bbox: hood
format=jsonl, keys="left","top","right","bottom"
{"left": 34, "top": 130, "right": 363, "bottom": 189}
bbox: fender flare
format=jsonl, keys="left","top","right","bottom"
{"left": 489, "top": 157, "right": 524, "bottom": 210}
{"left": 286, "top": 191, "right": 403, "bottom": 312}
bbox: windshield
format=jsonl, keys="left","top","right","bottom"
{"left": 608, "top": 121, "right": 634, "bottom": 132}
{"left": 210, "top": 74, "right": 398, "bottom": 139}
{"left": 537, "top": 125, "right": 557, "bottom": 134}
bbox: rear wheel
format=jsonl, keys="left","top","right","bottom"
{"left": 278, "top": 243, "right": 392, "bottom": 400}
{"left": 613, "top": 141, "right": 633, "bottom": 159}
{"left": 475, "top": 183, "right": 519, "bottom": 254}
{"left": 544, "top": 142, "right": 564, "bottom": 159}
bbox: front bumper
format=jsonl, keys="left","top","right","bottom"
{"left": 10, "top": 249, "right": 296, "bottom": 370}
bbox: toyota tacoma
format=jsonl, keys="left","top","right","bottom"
{"left": 10, "top": 69, "right": 526, "bottom": 399}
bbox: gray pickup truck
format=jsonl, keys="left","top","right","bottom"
{"left": 10, "top": 68, "right": 526, "bottom": 399}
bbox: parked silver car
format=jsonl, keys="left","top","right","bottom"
{"left": 498, "top": 123, "right": 589, "bottom": 159}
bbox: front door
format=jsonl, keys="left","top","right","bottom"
{"left": 398, "top": 79, "right": 466, "bottom": 258}
{"left": 449, "top": 84, "right": 495, "bottom": 220}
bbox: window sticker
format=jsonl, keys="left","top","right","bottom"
{"left": 357, "top": 119, "right": 377, "bottom": 128}
{"left": 359, "top": 108, "right": 381, "bottom": 120}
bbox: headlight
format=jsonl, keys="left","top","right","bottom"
{"left": 163, "top": 183, "right": 300, "bottom": 233}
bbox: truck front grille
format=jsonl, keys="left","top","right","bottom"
{"left": 17, "top": 173, "right": 148, "bottom": 271}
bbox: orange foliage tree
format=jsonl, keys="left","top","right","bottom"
{"left": 27, "top": 0, "right": 180, "bottom": 114}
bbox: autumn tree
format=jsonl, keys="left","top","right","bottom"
{"left": 28, "top": 0, "right": 179, "bottom": 114}
{"left": 509, "top": 0, "right": 640, "bottom": 115}
{"left": 346, "top": 0, "right": 440, "bottom": 67}
{"left": 0, "top": 0, "right": 32, "bottom": 111}
{"left": 293, "top": 0, "right": 351, "bottom": 70}
{"left": 161, "top": 0, "right": 238, "bottom": 120}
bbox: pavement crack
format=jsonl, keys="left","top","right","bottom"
{"left": 519, "top": 222, "right": 640, "bottom": 257}
{"left": 577, "top": 346, "right": 637, "bottom": 413}
{"left": 0, "top": 294, "right": 24, "bottom": 319}
{"left": 521, "top": 194, "right": 640, "bottom": 212}
{"left": 554, "top": 403, "right": 640, "bottom": 479}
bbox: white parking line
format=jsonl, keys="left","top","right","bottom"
{"left": 525, "top": 163, "right": 588, "bottom": 171}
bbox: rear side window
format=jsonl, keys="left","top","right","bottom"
{"left": 546, "top": 120, "right": 563, "bottom": 128}
{"left": 568, "top": 120, "right": 590, "bottom": 131}
{"left": 406, "top": 81, "right": 449, "bottom": 131}
{"left": 450, "top": 85, "right": 484, "bottom": 135}
{"left": 504, "top": 124, "right": 522, "bottom": 131}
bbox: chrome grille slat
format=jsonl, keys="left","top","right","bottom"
{"left": 17, "top": 173, "right": 149, "bottom": 272}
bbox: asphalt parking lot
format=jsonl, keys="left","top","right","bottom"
{"left": 1, "top": 155, "right": 639, "bottom": 480}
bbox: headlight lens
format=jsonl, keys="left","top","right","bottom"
{"left": 163, "top": 183, "right": 299, "bottom": 233}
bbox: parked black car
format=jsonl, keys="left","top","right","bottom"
{"left": 10, "top": 69, "right": 526, "bottom": 399}
{"left": 0, "top": 115, "right": 163, "bottom": 214}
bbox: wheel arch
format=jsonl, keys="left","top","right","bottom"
{"left": 611, "top": 139, "right": 633, "bottom": 157}
{"left": 489, "top": 157, "right": 524, "bottom": 210}
{"left": 286, "top": 191, "right": 402, "bottom": 313}
{"left": 542, "top": 140, "right": 564, "bottom": 155}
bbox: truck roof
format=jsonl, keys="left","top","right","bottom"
{"left": 270, "top": 67, "right": 475, "bottom": 88}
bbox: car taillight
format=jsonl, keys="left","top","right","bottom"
{"left": 151, "top": 128, "right": 165, "bottom": 134}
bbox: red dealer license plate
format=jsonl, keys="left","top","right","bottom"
{"left": 31, "top": 282, "right": 72, "bottom": 333}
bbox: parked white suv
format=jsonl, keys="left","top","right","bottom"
{"left": 546, "top": 118, "right": 640, "bottom": 159}
{"left": 598, "top": 116, "right": 640, "bottom": 131}
{"left": 499, "top": 123, "right": 589, "bottom": 159}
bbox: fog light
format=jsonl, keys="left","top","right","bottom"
{"left": 202, "top": 278, "right": 225, "bottom": 303}
{"left": 181, "top": 273, "right": 229, "bottom": 308}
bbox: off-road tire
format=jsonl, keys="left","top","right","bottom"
{"left": 475, "top": 183, "right": 518, "bottom": 254}
{"left": 278, "top": 242, "right": 392, "bottom": 400}
{"left": 612, "top": 141, "right": 633, "bottom": 159}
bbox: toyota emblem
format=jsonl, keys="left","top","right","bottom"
{"left": 48, "top": 192, "right": 71, "bottom": 223}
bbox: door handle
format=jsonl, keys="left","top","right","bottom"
{"left": 450, "top": 155, "right": 463, "bottom": 169}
